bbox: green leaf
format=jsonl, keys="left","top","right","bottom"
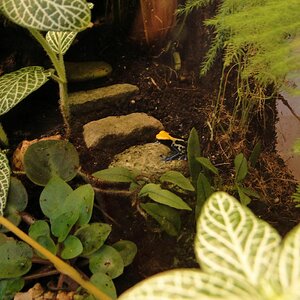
{"left": 29, "top": 220, "right": 57, "bottom": 256}
{"left": 29, "top": 220, "right": 51, "bottom": 239}
{"left": 141, "top": 203, "right": 181, "bottom": 236}
{"left": 89, "top": 272, "right": 117, "bottom": 300}
{"left": 234, "top": 153, "right": 248, "bottom": 183}
{"left": 0, "top": 123, "right": 9, "bottom": 146}
{"left": 1, "top": 0, "right": 91, "bottom": 31}
{"left": 195, "top": 173, "right": 213, "bottom": 219}
{"left": 139, "top": 183, "right": 192, "bottom": 211}
{"left": 112, "top": 240, "right": 137, "bottom": 267}
{"left": 50, "top": 210, "right": 79, "bottom": 242}
{"left": 93, "top": 167, "right": 137, "bottom": 183}
{"left": 75, "top": 223, "right": 112, "bottom": 256}
{"left": 1, "top": 177, "right": 28, "bottom": 232}
{"left": 61, "top": 235, "right": 83, "bottom": 259}
{"left": 40, "top": 176, "right": 73, "bottom": 218}
{"left": 89, "top": 245, "right": 124, "bottom": 279}
{"left": 249, "top": 141, "right": 261, "bottom": 167}
{"left": 238, "top": 186, "right": 260, "bottom": 199}
{"left": 0, "top": 240, "right": 32, "bottom": 278}
{"left": 195, "top": 192, "right": 281, "bottom": 286}
{"left": 187, "top": 128, "right": 202, "bottom": 186}
{"left": 46, "top": 31, "right": 77, "bottom": 55}
{"left": 0, "top": 278, "right": 24, "bottom": 300}
{"left": 195, "top": 157, "right": 219, "bottom": 175}
{"left": 118, "top": 269, "right": 255, "bottom": 300}
{"left": 160, "top": 171, "right": 195, "bottom": 192}
{"left": 0, "top": 67, "right": 50, "bottom": 116}
{"left": 0, "top": 152, "right": 10, "bottom": 216}
{"left": 65, "top": 184, "right": 94, "bottom": 226}
{"left": 277, "top": 223, "right": 300, "bottom": 293}
{"left": 24, "top": 140, "right": 79, "bottom": 186}
{"left": 236, "top": 185, "right": 252, "bottom": 206}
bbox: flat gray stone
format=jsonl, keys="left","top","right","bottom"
{"left": 110, "top": 143, "right": 188, "bottom": 178}
{"left": 83, "top": 112, "right": 164, "bottom": 149}
{"left": 65, "top": 61, "right": 112, "bottom": 82}
{"left": 69, "top": 83, "right": 139, "bottom": 115}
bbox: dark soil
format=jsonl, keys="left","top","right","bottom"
{"left": 1, "top": 3, "right": 300, "bottom": 296}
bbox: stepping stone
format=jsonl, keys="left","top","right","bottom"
{"left": 83, "top": 112, "right": 163, "bottom": 149}
{"left": 69, "top": 83, "right": 139, "bottom": 115}
{"left": 109, "top": 143, "right": 188, "bottom": 178}
{"left": 65, "top": 61, "right": 112, "bottom": 82}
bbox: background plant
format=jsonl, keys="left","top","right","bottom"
{"left": 179, "top": 0, "right": 300, "bottom": 136}
{"left": 118, "top": 191, "right": 300, "bottom": 300}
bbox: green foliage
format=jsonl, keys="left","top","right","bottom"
{"left": 75, "top": 223, "right": 112, "bottom": 256}
{"left": 24, "top": 140, "right": 79, "bottom": 186}
{"left": 1, "top": 177, "right": 28, "bottom": 232}
{"left": 139, "top": 183, "right": 192, "bottom": 211}
{"left": 0, "top": 152, "right": 10, "bottom": 216}
{"left": 94, "top": 167, "right": 193, "bottom": 236}
{"left": 0, "top": 67, "right": 51, "bottom": 116}
{"left": 292, "top": 184, "right": 300, "bottom": 208}
{"left": 93, "top": 167, "right": 137, "bottom": 183}
{"left": 160, "top": 171, "right": 195, "bottom": 192}
{"left": 88, "top": 272, "right": 117, "bottom": 300}
{"left": 0, "top": 0, "right": 94, "bottom": 136}
{"left": 118, "top": 191, "right": 300, "bottom": 300}
{"left": 112, "top": 240, "right": 138, "bottom": 267}
{"left": 89, "top": 245, "right": 124, "bottom": 279}
{"left": 0, "top": 237, "right": 33, "bottom": 278}
{"left": 0, "top": 277, "right": 24, "bottom": 299}
{"left": 140, "top": 203, "right": 181, "bottom": 236}
{"left": 1, "top": 0, "right": 91, "bottom": 31}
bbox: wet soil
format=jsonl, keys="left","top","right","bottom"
{"left": 1, "top": 3, "right": 300, "bottom": 295}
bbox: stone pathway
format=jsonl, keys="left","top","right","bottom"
{"left": 67, "top": 61, "right": 188, "bottom": 176}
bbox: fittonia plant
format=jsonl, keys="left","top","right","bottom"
{"left": 0, "top": 0, "right": 92, "bottom": 216}
{"left": 118, "top": 192, "right": 300, "bottom": 300}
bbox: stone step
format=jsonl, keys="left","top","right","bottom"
{"left": 69, "top": 83, "right": 139, "bottom": 115}
{"left": 83, "top": 112, "right": 164, "bottom": 150}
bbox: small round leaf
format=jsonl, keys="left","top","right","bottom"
{"left": 89, "top": 272, "right": 117, "bottom": 300}
{"left": 75, "top": 223, "right": 111, "bottom": 256}
{"left": 24, "top": 140, "right": 79, "bottom": 186}
{"left": 89, "top": 245, "right": 124, "bottom": 279}
{"left": 0, "top": 240, "right": 32, "bottom": 278}
{"left": 61, "top": 235, "right": 83, "bottom": 259}
{"left": 112, "top": 240, "right": 137, "bottom": 267}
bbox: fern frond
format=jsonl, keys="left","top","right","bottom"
{"left": 292, "top": 184, "right": 300, "bottom": 208}
{"left": 178, "top": 0, "right": 216, "bottom": 15}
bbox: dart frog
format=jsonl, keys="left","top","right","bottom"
{"left": 156, "top": 130, "right": 187, "bottom": 161}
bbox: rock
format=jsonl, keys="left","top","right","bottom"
{"left": 69, "top": 83, "right": 139, "bottom": 115}
{"left": 110, "top": 143, "right": 189, "bottom": 178}
{"left": 65, "top": 61, "right": 112, "bottom": 82}
{"left": 83, "top": 113, "right": 164, "bottom": 149}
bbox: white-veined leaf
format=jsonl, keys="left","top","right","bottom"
{"left": 277, "top": 223, "right": 300, "bottom": 293}
{"left": 1, "top": 0, "right": 91, "bottom": 31}
{"left": 46, "top": 31, "right": 77, "bottom": 55}
{"left": 118, "top": 269, "right": 257, "bottom": 300}
{"left": 195, "top": 192, "right": 281, "bottom": 286}
{"left": 0, "top": 152, "right": 10, "bottom": 216}
{"left": 139, "top": 183, "right": 191, "bottom": 211}
{"left": 0, "top": 67, "right": 51, "bottom": 116}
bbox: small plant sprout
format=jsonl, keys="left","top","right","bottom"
{"left": 118, "top": 191, "right": 300, "bottom": 300}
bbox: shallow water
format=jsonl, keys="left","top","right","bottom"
{"left": 276, "top": 83, "right": 300, "bottom": 181}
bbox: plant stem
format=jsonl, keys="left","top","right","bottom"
{"left": 0, "top": 216, "right": 112, "bottom": 300}
{"left": 29, "top": 29, "right": 71, "bottom": 137}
